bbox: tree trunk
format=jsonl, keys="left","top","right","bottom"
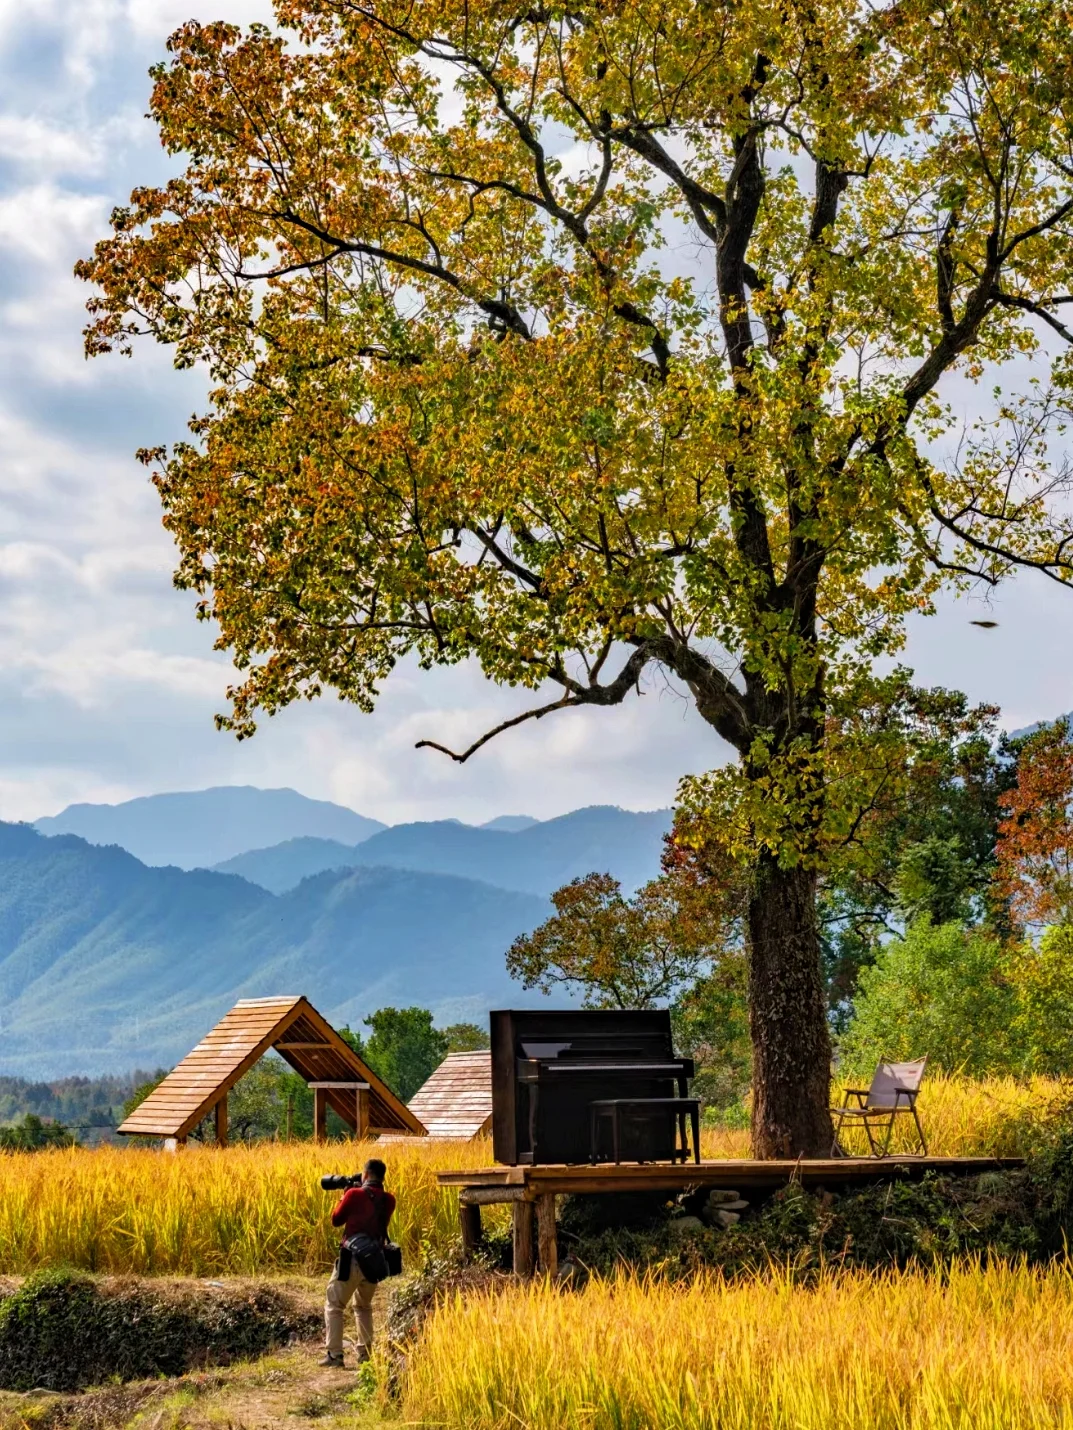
{"left": 747, "top": 855, "right": 833, "bottom": 1158}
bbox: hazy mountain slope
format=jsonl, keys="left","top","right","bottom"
{"left": 215, "top": 805, "right": 673, "bottom": 895}
{"left": 34, "top": 787, "right": 386, "bottom": 870}
{"left": 212, "top": 836, "right": 362, "bottom": 892}
{"left": 0, "top": 824, "right": 548, "bottom": 1077}
{"left": 480, "top": 815, "right": 538, "bottom": 831}
{"left": 1009, "top": 713, "right": 1073, "bottom": 739}
{"left": 228, "top": 865, "right": 549, "bottom": 1033}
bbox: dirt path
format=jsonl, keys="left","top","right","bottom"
{"left": 0, "top": 1344, "right": 395, "bottom": 1429}
{"left": 0, "top": 1279, "right": 402, "bottom": 1430}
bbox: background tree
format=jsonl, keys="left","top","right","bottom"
{"left": 0, "top": 1114, "right": 76, "bottom": 1152}
{"left": 78, "top": 0, "right": 1073, "bottom": 1155}
{"left": 841, "top": 919, "right": 1073, "bottom": 1079}
{"left": 507, "top": 872, "right": 724, "bottom": 1009}
{"left": 361, "top": 1007, "right": 448, "bottom": 1103}
{"left": 994, "top": 721, "right": 1073, "bottom": 931}
{"left": 441, "top": 1022, "right": 490, "bottom": 1053}
{"left": 839, "top": 921, "right": 1014, "bottom": 1078}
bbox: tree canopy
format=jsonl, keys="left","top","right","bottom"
{"left": 361, "top": 1006, "right": 449, "bottom": 1102}
{"left": 78, "top": 0, "right": 1073, "bottom": 1155}
{"left": 507, "top": 870, "right": 723, "bottom": 1007}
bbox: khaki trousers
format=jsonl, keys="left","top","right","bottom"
{"left": 324, "top": 1257, "right": 377, "bottom": 1356}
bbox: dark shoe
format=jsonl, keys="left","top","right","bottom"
{"left": 354, "top": 1346, "right": 371, "bottom": 1365}
{"left": 319, "top": 1352, "right": 346, "bottom": 1368}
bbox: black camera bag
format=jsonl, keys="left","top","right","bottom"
{"left": 384, "top": 1241, "right": 403, "bottom": 1277}
{"left": 343, "top": 1232, "right": 390, "bottom": 1284}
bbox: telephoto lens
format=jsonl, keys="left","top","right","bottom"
{"left": 320, "top": 1174, "right": 360, "bottom": 1191}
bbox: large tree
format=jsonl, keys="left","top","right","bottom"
{"left": 78, "top": 0, "right": 1073, "bottom": 1155}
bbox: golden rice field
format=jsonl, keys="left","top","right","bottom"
{"left": 0, "top": 1074, "right": 1062, "bottom": 1277}
{"left": 402, "top": 1261, "right": 1073, "bottom": 1430}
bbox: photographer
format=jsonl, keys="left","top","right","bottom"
{"left": 320, "top": 1157, "right": 395, "bottom": 1368}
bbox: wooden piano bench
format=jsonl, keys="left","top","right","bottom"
{"left": 589, "top": 1097, "right": 702, "bottom": 1165}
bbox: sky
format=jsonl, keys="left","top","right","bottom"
{"left": 0, "top": 0, "right": 1069, "bottom": 829}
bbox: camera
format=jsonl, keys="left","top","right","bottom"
{"left": 320, "top": 1173, "right": 363, "bottom": 1191}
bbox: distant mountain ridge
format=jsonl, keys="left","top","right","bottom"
{"left": 9, "top": 789, "right": 672, "bottom": 1077}
{"left": 212, "top": 805, "right": 674, "bottom": 896}
{"left": 0, "top": 821, "right": 550, "bottom": 1078}
{"left": 1009, "top": 712, "right": 1073, "bottom": 740}
{"left": 35, "top": 787, "right": 386, "bottom": 870}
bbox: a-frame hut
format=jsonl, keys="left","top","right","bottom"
{"left": 407, "top": 1050, "right": 493, "bottom": 1139}
{"left": 117, "top": 995, "right": 426, "bottom": 1147}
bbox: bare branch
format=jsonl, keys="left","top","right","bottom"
{"left": 415, "top": 694, "right": 580, "bottom": 762}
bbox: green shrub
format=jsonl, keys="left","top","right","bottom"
{"left": 0, "top": 1272, "right": 316, "bottom": 1392}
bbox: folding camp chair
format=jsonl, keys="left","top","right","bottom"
{"left": 830, "top": 1058, "right": 928, "bottom": 1157}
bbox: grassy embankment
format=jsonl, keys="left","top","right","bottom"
{"left": 0, "top": 1074, "right": 1058, "bottom": 1277}
{"left": 401, "top": 1260, "right": 1073, "bottom": 1430}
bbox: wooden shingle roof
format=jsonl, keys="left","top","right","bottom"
{"left": 407, "top": 1051, "right": 492, "bottom": 1139}
{"left": 118, "top": 995, "right": 426, "bottom": 1140}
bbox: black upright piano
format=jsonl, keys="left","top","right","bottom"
{"left": 491, "top": 1009, "right": 696, "bottom": 1165}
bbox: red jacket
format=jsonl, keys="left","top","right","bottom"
{"left": 331, "top": 1182, "right": 395, "bottom": 1242}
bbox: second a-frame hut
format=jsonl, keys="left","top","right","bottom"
{"left": 117, "top": 995, "right": 426, "bottom": 1147}
{"left": 407, "top": 1050, "right": 493, "bottom": 1139}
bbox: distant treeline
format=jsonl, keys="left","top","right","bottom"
{"left": 0, "top": 1072, "right": 165, "bottom": 1139}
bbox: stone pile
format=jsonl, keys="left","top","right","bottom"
{"left": 669, "top": 1188, "right": 750, "bottom": 1238}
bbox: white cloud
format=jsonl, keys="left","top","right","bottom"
{"left": 0, "top": 183, "right": 104, "bottom": 264}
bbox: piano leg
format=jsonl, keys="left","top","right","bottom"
{"left": 528, "top": 1083, "right": 540, "bottom": 1165}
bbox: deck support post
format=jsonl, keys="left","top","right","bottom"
{"left": 215, "top": 1094, "right": 228, "bottom": 1148}
{"left": 512, "top": 1199, "right": 535, "bottom": 1278}
{"left": 314, "top": 1087, "right": 327, "bottom": 1143}
{"left": 536, "top": 1192, "right": 558, "bottom": 1278}
{"left": 355, "top": 1087, "right": 369, "bottom": 1141}
{"left": 459, "top": 1203, "right": 483, "bottom": 1261}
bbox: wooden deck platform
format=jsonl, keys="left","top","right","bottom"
{"left": 439, "top": 1156, "right": 1024, "bottom": 1277}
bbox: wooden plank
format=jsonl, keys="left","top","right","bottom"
{"left": 512, "top": 1199, "right": 535, "bottom": 1278}
{"left": 215, "top": 1095, "right": 228, "bottom": 1148}
{"left": 537, "top": 1193, "right": 558, "bottom": 1278}
{"left": 438, "top": 1168, "right": 520, "bottom": 1187}
{"left": 308, "top": 1081, "right": 371, "bottom": 1090}
{"left": 459, "top": 1187, "right": 527, "bottom": 1206}
{"left": 314, "top": 1087, "right": 326, "bottom": 1144}
{"left": 438, "top": 1156, "right": 1024, "bottom": 1195}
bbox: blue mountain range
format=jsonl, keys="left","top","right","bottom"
{"left": 0, "top": 792, "right": 672, "bottom": 1076}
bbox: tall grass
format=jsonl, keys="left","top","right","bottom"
{"left": 700, "top": 1071, "right": 1061, "bottom": 1159}
{"left": 403, "top": 1261, "right": 1073, "bottom": 1429}
{"left": 0, "top": 1138, "right": 499, "bottom": 1276}
{"left": 0, "top": 1075, "right": 1061, "bottom": 1276}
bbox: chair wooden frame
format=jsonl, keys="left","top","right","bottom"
{"left": 831, "top": 1058, "right": 928, "bottom": 1157}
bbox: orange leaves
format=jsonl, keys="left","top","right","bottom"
{"left": 994, "top": 720, "right": 1073, "bottom": 930}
